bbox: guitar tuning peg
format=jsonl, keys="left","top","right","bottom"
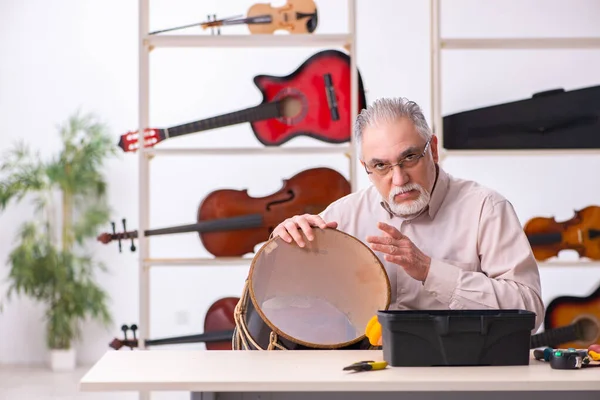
{"left": 214, "top": 14, "right": 220, "bottom": 35}
{"left": 122, "top": 218, "right": 136, "bottom": 252}
{"left": 208, "top": 14, "right": 214, "bottom": 35}
{"left": 121, "top": 324, "right": 129, "bottom": 340}
{"left": 112, "top": 221, "right": 122, "bottom": 253}
{"left": 131, "top": 324, "right": 138, "bottom": 341}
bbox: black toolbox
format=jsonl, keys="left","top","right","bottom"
{"left": 377, "top": 309, "right": 536, "bottom": 366}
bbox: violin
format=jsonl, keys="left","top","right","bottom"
{"left": 149, "top": 0, "right": 318, "bottom": 36}
{"left": 110, "top": 297, "right": 239, "bottom": 351}
{"left": 97, "top": 167, "right": 351, "bottom": 257}
{"left": 524, "top": 205, "right": 600, "bottom": 261}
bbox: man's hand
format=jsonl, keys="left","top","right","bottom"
{"left": 366, "top": 222, "right": 431, "bottom": 282}
{"left": 271, "top": 214, "right": 338, "bottom": 247}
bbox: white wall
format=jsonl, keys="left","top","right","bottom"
{"left": 1, "top": 0, "right": 600, "bottom": 367}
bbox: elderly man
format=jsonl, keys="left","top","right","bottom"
{"left": 272, "top": 97, "right": 545, "bottom": 331}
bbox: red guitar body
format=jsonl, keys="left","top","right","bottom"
{"left": 251, "top": 50, "right": 367, "bottom": 145}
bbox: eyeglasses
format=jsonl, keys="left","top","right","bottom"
{"left": 363, "top": 138, "right": 432, "bottom": 176}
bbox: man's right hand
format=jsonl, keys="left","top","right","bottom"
{"left": 271, "top": 214, "right": 338, "bottom": 248}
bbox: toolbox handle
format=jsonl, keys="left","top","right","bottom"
{"left": 433, "top": 315, "right": 492, "bottom": 336}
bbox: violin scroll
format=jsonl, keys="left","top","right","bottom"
{"left": 109, "top": 324, "right": 139, "bottom": 350}
{"left": 96, "top": 218, "right": 138, "bottom": 252}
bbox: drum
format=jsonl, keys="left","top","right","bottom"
{"left": 232, "top": 227, "right": 391, "bottom": 350}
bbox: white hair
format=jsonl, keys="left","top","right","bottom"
{"left": 354, "top": 97, "right": 432, "bottom": 160}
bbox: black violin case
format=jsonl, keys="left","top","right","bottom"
{"left": 442, "top": 85, "right": 600, "bottom": 149}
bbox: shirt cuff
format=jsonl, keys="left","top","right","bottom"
{"left": 422, "top": 259, "right": 461, "bottom": 305}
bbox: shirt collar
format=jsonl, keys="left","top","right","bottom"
{"left": 378, "top": 164, "right": 450, "bottom": 220}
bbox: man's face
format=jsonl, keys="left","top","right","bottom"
{"left": 360, "top": 117, "right": 439, "bottom": 217}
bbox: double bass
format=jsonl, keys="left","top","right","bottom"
{"left": 97, "top": 167, "right": 351, "bottom": 257}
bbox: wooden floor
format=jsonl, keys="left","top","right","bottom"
{"left": 0, "top": 365, "right": 188, "bottom": 400}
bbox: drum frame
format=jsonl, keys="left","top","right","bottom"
{"left": 233, "top": 228, "right": 392, "bottom": 351}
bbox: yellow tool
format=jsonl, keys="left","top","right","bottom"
{"left": 365, "top": 315, "right": 382, "bottom": 346}
{"left": 343, "top": 360, "right": 388, "bottom": 372}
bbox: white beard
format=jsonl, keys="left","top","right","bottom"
{"left": 387, "top": 182, "right": 431, "bottom": 217}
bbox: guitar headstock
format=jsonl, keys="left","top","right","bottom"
{"left": 110, "top": 324, "right": 139, "bottom": 350}
{"left": 117, "top": 128, "right": 164, "bottom": 153}
{"left": 97, "top": 219, "right": 137, "bottom": 252}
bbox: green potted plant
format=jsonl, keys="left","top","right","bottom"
{"left": 0, "top": 110, "right": 117, "bottom": 371}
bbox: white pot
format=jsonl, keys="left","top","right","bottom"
{"left": 49, "top": 348, "right": 76, "bottom": 371}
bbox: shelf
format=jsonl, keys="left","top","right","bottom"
{"left": 144, "top": 145, "right": 352, "bottom": 156}
{"left": 142, "top": 258, "right": 600, "bottom": 268}
{"left": 441, "top": 37, "right": 600, "bottom": 50}
{"left": 144, "top": 257, "right": 253, "bottom": 266}
{"left": 539, "top": 260, "right": 600, "bottom": 267}
{"left": 144, "top": 34, "right": 352, "bottom": 49}
{"left": 440, "top": 148, "right": 600, "bottom": 157}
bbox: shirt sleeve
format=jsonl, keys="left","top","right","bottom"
{"left": 318, "top": 198, "right": 346, "bottom": 231}
{"left": 422, "top": 196, "right": 545, "bottom": 332}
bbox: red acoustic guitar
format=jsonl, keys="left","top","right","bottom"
{"left": 118, "top": 49, "right": 367, "bottom": 152}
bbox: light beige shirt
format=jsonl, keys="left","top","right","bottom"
{"left": 319, "top": 165, "right": 545, "bottom": 331}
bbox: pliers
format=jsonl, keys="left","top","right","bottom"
{"left": 343, "top": 360, "right": 388, "bottom": 372}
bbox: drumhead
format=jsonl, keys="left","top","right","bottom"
{"left": 248, "top": 227, "right": 391, "bottom": 349}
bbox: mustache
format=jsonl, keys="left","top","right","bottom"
{"left": 390, "top": 183, "right": 423, "bottom": 196}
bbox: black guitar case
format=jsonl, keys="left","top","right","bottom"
{"left": 442, "top": 85, "right": 600, "bottom": 149}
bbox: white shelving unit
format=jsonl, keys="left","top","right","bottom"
{"left": 429, "top": 0, "right": 600, "bottom": 161}
{"left": 134, "top": 2, "right": 359, "bottom": 397}
{"left": 429, "top": 0, "right": 600, "bottom": 268}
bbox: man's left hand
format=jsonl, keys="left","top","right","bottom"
{"left": 366, "top": 222, "right": 431, "bottom": 282}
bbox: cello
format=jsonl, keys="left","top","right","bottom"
{"left": 110, "top": 297, "right": 239, "bottom": 351}
{"left": 524, "top": 205, "right": 600, "bottom": 261}
{"left": 97, "top": 167, "right": 351, "bottom": 257}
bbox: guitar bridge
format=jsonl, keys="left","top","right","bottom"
{"left": 323, "top": 73, "right": 339, "bottom": 121}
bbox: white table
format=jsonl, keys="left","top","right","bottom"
{"left": 79, "top": 350, "right": 600, "bottom": 400}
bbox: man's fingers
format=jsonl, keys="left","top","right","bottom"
{"left": 377, "top": 222, "right": 405, "bottom": 240}
{"left": 306, "top": 215, "right": 328, "bottom": 229}
{"left": 383, "top": 254, "right": 409, "bottom": 265}
{"left": 273, "top": 227, "right": 293, "bottom": 244}
{"left": 293, "top": 216, "right": 315, "bottom": 243}
{"left": 284, "top": 219, "right": 306, "bottom": 247}
{"left": 274, "top": 215, "right": 338, "bottom": 248}
{"left": 369, "top": 242, "right": 406, "bottom": 256}
{"left": 365, "top": 235, "right": 395, "bottom": 246}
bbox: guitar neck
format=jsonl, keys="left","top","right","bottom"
{"left": 530, "top": 323, "right": 579, "bottom": 349}
{"left": 158, "top": 100, "right": 283, "bottom": 141}
{"left": 145, "top": 329, "right": 234, "bottom": 346}
{"left": 112, "top": 214, "right": 264, "bottom": 241}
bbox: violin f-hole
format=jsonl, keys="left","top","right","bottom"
{"left": 266, "top": 190, "right": 295, "bottom": 211}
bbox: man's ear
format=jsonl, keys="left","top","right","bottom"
{"left": 430, "top": 135, "right": 439, "bottom": 163}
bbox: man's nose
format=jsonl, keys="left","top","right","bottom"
{"left": 391, "top": 165, "right": 409, "bottom": 186}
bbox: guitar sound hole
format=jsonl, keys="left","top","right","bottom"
{"left": 281, "top": 97, "right": 302, "bottom": 119}
{"left": 574, "top": 316, "right": 600, "bottom": 344}
{"left": 274, "top": 88, "right": 308, "bottom": 125}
